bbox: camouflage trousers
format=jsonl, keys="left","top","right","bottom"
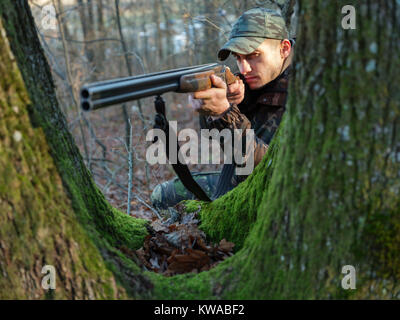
{"left": 150, "top": 171, "right": 221, "bottom": 210}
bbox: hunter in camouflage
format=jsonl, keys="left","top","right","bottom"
{"left": 151, "top": 7, "right": 293, "bottom": 210}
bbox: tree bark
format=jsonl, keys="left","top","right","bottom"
{"left": 153, "top": 0, "right": 163, "bottom": 66}
{"left": 76, "top": 0, "right": 96, "bottom": 75}
{"left": 0, "top": 0, "right": 399, "bottom": 299}
{"left": 0, "top": 0, "right": 151, "bottom": 299}
{"left": 201, "top": 0, "right": 219, "bottom": 62}
{"left": 95, "top": 0, "right": 105, "bottom": 75}
{"left": 160, "top": 0, "right": 175, "bottom": 67}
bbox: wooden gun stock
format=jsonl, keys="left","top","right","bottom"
{"left": 179, "top": 66, "right": 239, "bottom": 92}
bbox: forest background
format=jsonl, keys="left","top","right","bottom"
{"left": 30, "top": 0, "right": 292, "bottom": 218}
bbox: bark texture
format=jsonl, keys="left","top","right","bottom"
{"left": 0, "top": 0, "right": 151, "bottom": 299}
{"left": 0, "top": 0, "right": 399, "bottom": 299}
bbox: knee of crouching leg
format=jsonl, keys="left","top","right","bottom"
{"left": 150, "top": 183, "right": 166, "bottom": 210}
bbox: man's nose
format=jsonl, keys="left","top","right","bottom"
{"left": 238, "top": 59, "right": 251, "bottom": 74}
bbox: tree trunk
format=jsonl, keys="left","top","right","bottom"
{"left": 160, "top": 0, "right": 175, "bottom": 67}
{"left": 0, "top": 0, "right": 151, "bottom": 299}
{"left": 201, "top": 0, "right": 219, "bottom": 62}
{"left": 95, "top": 0, "right": 106, "bottom": 76}
{"left": 0, "top": 0, "right": 399, "bottom": 299}
{"left": 76, "top": 0, "right": 95, "bottom": 74}
{"left": 153, "top": 0, "right": 163, "bottom": 66}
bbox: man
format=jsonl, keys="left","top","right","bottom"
{"left": 151, "top": 7, "right": 293, "bottom": 210}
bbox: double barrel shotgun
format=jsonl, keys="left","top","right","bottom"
{"left": 80, "top": 63, "right": 239, "bottom": 203}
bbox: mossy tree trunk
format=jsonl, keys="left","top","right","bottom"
{"left": 0, "top": 0, "right": 151, "bottom": 299}
{"left": 0, "top": 0, "right": 399, "bottom": 299}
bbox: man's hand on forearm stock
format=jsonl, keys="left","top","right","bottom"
{"left": 227, "top": 78, "right": 245, "bottom": 105}
{"left": 189, "top": 74, "right": 230, "bottom": 117}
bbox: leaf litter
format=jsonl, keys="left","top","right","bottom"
{"left": 135, "top": 203, "right": 235, "bottom": 276}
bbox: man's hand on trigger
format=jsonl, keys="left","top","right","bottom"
{"left": 191, "top": 74, "right": 230, "bottom": 116}
{"left": 227, "top": 78, "right": 245, "bottom": 105}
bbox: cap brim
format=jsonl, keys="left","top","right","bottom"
{"left": 218, "top": 36, "right": 265, "bottom": 61}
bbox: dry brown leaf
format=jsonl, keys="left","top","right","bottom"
{"left": 218, "top": 238, "right": 235, "bottom": 253}
{"left": 151, "top": 220, "right": 169, "bottom": 233}
{"left": 168, "top": 224, "right": 177, "bottom": 231}
{"left": 135, "top": 206, "right": 235, "bottom": 276}
{"left": 136, "top": 248, "right": 152, "bottom": 269}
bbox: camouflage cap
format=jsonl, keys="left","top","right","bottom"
{"left": 218, "top": 7, "right": 289, "bottom": 61}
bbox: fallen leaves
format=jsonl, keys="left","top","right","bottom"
{"left": 135, "top": 203, "right": 235, "bottom": 276}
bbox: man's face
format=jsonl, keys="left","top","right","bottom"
{"left": 232, "top": 39, "right": 289, "bottom": 90}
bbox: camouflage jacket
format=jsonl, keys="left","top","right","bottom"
{"left": 200, "top": 66, "right": 291, "bottom": 196}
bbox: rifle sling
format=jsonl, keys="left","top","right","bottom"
{"left": 154, "top": 96, "right": 212, "bottom": 203}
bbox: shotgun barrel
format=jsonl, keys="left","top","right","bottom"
{"left": 80, "top": 63, "right": 237, "bottom": 111}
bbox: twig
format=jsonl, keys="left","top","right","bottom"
{"left": 127, "top": 118, "right": 134, "bottom": 215}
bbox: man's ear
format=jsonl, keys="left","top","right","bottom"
{"left": 280, "top": 39, "right": 291, "bottom": 59}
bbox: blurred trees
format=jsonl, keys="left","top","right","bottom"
{"left": 26, "top": 0, "right": 298, "bottom": 220}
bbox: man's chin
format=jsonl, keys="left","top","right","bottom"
{"left": 248, "top": 82, "right": 262, "bottom": 90}
{"left": 247, "top": 77, "right": 275, "bottom": 90}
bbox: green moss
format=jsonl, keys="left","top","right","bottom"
{"left": 110, "top": 208, "right": 149, "bottom": 249}
{"left": 148, "top": 271, "right": 214, "bottom": 299}
{"left": 196, "top": 124, "right": 283, "bottom": 251}
{"left": 181, "top": 200, "right": 202, "bottom": 213}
